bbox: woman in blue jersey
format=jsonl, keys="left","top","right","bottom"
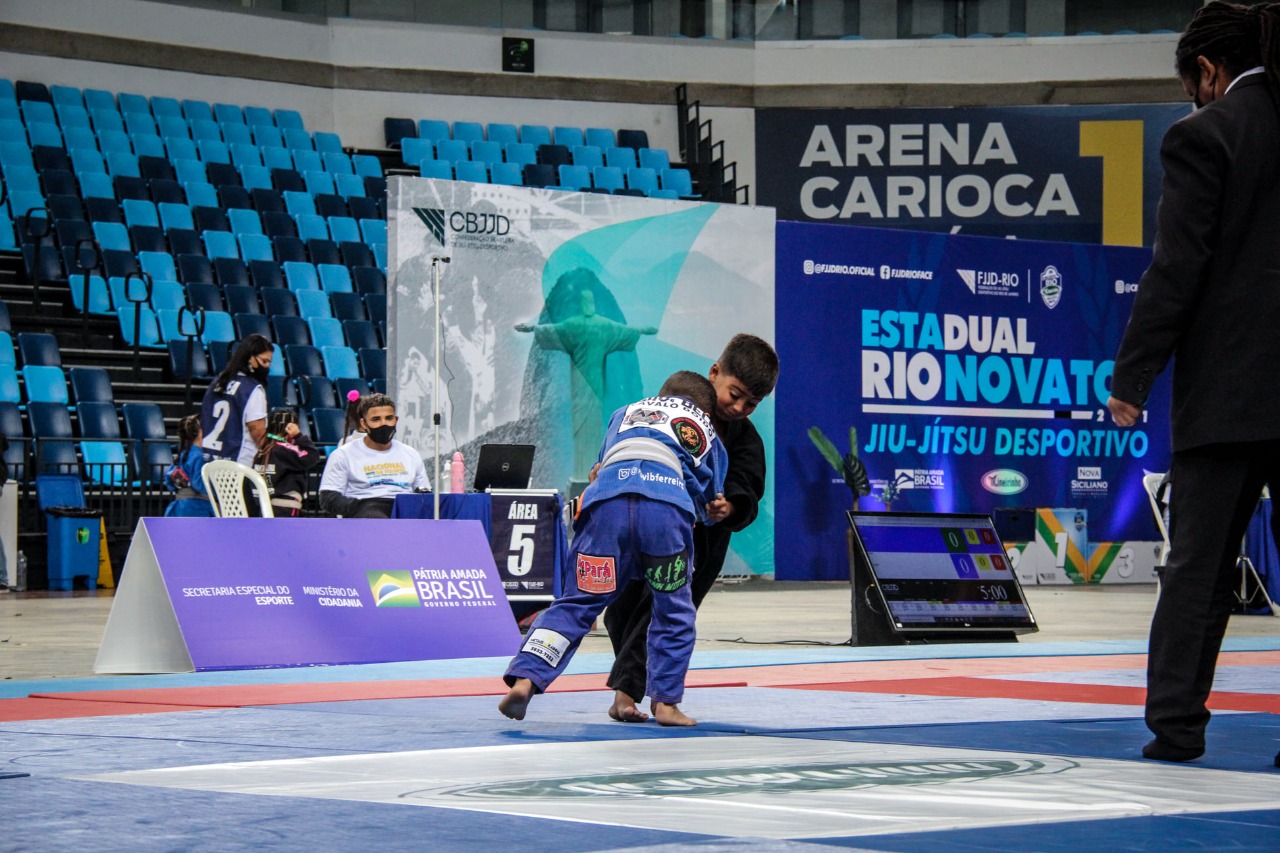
{"left": 200, "top": 334, "right": 272, "bottom": 466}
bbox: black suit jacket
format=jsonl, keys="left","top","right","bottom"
{"left": 1112, "top": 75, "right": 1280, "bottom": 452}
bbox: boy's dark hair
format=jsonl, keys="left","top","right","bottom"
{"left": 359, "top": 393, "right": 396, "bottom": 421}
{"left": 659, "top": 370, "right": 716, "bottom": 417}
{"left": 717, "top": 333, "right": 779, "bottom": 398}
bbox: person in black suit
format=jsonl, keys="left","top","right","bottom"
{"left": 1109, "top": 1, "right": 1280, "bottom": 766}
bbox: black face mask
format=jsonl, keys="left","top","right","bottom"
{"left": 366, "top": 424, "right": 396, "bottom": 445}
{"left": 250, "top": 365, "right": 270, "bottom": 386}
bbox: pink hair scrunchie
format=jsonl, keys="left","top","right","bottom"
{"left": 347, "top": 390, "right": 361, "bottom": 403}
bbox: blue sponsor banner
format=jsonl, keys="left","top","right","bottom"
{"left": 756, "top": 104, "right": 1188, "bottom": 245}
{"left": 774, "top": 221, "right": 1170, "bottom": 581}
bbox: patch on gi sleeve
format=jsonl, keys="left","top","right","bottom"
{"left": 643, "top": 551, "right": 690, "bottom": 593}
{"left": 521, "top": 628, "right": 572, "bottom": 667}
{"left": 575, "top": 553, "right": 617, "bottom": 594}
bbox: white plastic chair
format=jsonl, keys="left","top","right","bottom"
{"left": 1142, "top": 471, "right": 1170, "bottom": 570}
{"left": 202, "top": 459, "right": 274, "bottom": 518}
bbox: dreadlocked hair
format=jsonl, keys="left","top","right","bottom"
{"left": 1177, "top": 2, "right": 1280, "bottom": 106}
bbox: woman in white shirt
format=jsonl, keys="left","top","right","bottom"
{"left": 318, "top": 393, "right": 430, "bottom": 518}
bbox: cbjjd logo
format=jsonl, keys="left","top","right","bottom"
{"left": 576, "top": 554, "right": 616, "bottom": 595}
{"left": 413, "top": 207, "right": 446, "bottom": 245}
{"left": 443, "top": 757, "right": 1074, "bottom": 799}
{"left": 1040, "top": 265, "right": 1062, "bottom": 309}
{"left": 366, "top": 570, "right": 421, "bottom": 607}
{"left": 981, "top": 469, "right": 1028, "bottom": 495}
{"left": 645, "top": 553, "right": 689, "bottom": 592}
{"left": 671, "top": 417, "right": 707, "bottom": 456}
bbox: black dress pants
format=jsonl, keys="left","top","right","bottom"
{"left": 1147, "top": 440, "right": 1280, "bottom": 749}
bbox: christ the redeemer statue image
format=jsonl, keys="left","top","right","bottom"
{"left": 516, "top": 282, "right": 657, "bottom": 482}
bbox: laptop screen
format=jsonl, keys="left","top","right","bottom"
{"left": 847, "top": 511, "right": 1037, "bottom": 634}
{"left": 472, "top": 444, "right": 535, "bottom": 491}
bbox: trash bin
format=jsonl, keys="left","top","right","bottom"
{"left": 35, "top": 474, "right": 101, "bottom": 591}
{"left": 45, "top": 506, "right": 102, "bottom": 591}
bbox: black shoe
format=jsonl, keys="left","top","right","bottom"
{"left": 1274, "top": 751, "right": 1279, "bottom": 769}
{"left": 1143, "top": 738, "right": 1204, "bottom": 762}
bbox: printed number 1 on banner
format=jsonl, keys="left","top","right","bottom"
{"left": 1079, "top": 120, "right": 1144, "bottom": 248}
{"left": 1054, "top": 531, "right": 1069, "bottom": 569}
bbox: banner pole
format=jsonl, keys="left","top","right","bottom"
{"left": 431, "top": 256, "right": 443, "bottom": 520}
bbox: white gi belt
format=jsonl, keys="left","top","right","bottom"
{"left": 599, "top": 437, "right": 683, "bottom": 477}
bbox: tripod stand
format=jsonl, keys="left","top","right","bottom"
{"left": 1235, "top": 496, "right": 1280, "bottom": 616}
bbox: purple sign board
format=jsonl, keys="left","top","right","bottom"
{"left": 95, "top": 518, "right": 522, "bottom": 673}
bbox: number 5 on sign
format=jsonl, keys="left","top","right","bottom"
{"left": 507, "top": 524, "right": 536, "bottom": 576}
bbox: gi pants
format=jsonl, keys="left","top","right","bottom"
{"left": 504, "top": 493, "right": 696, "bottom": 704}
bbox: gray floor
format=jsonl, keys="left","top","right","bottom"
{"left": 3, "top": 581, "right": 1278, "bottom": 682}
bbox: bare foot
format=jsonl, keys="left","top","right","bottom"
{"left": 608, "top": 690, "right": 650, "bottom": 723}
{"left": 652, "top": 701, "right": 697, "bottom": 727}
{"left": 499, "top": 678, "right": 534, "bottom": 720}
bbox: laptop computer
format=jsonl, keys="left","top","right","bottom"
{"left": 472, "top": 443, "right": 536, "bottom": 491}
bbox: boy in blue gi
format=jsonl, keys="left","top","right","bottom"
{"left": 499, "top": 371, "right": 727, "bottom": 726}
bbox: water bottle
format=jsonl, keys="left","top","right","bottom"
{"left": 450, "top": 451, "right": 465, "bottom": 493}
{"left": 15, "top": 550, "right": 27, "bottom": 592}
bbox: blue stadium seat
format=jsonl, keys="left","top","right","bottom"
{"left": 292, "top": 149, "right": 323, "bottom": 174}
{"left": 156, "top": 307, "right": 200, "bottom": 342}
{"left": 238, "top": 233, "right": 273, "bottom": 263}
{"left": 585, "top": 127, "right": 615, "bottom": 150}
{"left": 117, "top": 92, "right": 150, "bottom": 116}
{"left": 190, "top": 118, "right": 220, "bottom": 143}
{"left": 400, "top": 137, "right": 433, "bottom": 169}
{"left": 358, "top": 348, "right": 386, "bottom": 381}
{"left": 343, "top": 319, "right": 378, "bottom": 351}
{"left": 239, "top": 164, "right": 273, "bottom": 192}
{"left": 417, "top": 120, "right": 450, "bottom": 143}
{"left": 661, "top": 167, "right": 695, "bottom": 197}
{"left": 303, "top": 170, "right": 335, "bottom": 197}
{"left": 272, "top": 315, "right": 309, "bottom": 347}
{"left": 330, "top": 293, "right": 367, "bottom": 323}
{"left": 167, "top": 338, "right": 212, "bottom": 380}
{"left": 234, "top": 312, "right": 270, "bottom": 342}
{"left": 333, "top": 173, "right": 366, "bottom": 199}
{"left": 359, "top": 219, "right": 387, "bottom": 246}
{"left": 308, "top": 317, "right": 344, "bottom": 349}
{"left": 522, "top": 163, "right": 555, "bottom": 188}
{"left": 453, "top": 162, "right": 486, "bottom": 184}
{"left": 592, "top": 166, "right": 624, "bottom": 193}
{"left": 313, "top": 131, "right": 343, "bottom": 154}
{"left": 200, "top": 310, "right": 237, "bottom": 348}
{"left": 383, "top": 117, "right": 416, "bottom": 149}
{"left": 322, "top": 151, "right": 354, "bottom": 175}
{"left": 274, "top": 109, "right": 305, "bottom": 131}
{"left": 519, "top": 124, "right": 551, "bottom": 147}
{"left": 572, "top": 145, "right": 604, "bottom": 169}
{"left": 296, "top": 289, "right": 332, "bottom": 319}
{"left": 22, "top": 365, "right": 68, "bottom": 404}
{"left": 29, "top": 401, "right": 78, "bottom": 475}
{"left": 138, "top": 250, "right": 177, "bottom": 283}
{"left": 435, "top": 139, "right": 469, "bottom": 164}
{"left": 0, "top": 369, "right": 18, "bottom": 405}
{"left": 283, "top": 261, "right": 319, "bottom": 292}
{"left": 352, "top": 266, "right": 385, "bottom": 296}
{"left": 310, "top": 406, "right": 345, "bottom": 446}
{"left": 470, "top": 140, "right": 503, "bottom": 165}
{"left": 122, "top": 199, "right": 159, "bottom": 229}
{"left": 284, "top": 344, "right": 324, "bottom": 378}
{"left": 553, "top": 126, "right": 584, "bottom": 148}
{"left": 0, "top": 400, "right": 25, "bottom": 481}
{"left": 327, "top": 216, "right": 361, "bottom": 245}
{"left": 606, "top": 146, "right": 638, "bottom": 170}
{"left": 318, "top": 264, "right": 353, "bottom": 294}
{"left": 261, "top": 146, "right": 293, "bottom": 173}
{"left": 157, "top": 202, "right": 194, "bottom": 233}
{"left": 617, "top": 129, "right": 649, "bottom": 150}
{"left": 69, "top": 367, "right": 113, "bottom": 404}
{"left": 294, "top": 213, "right": 328, "bottom": 242}
{"left": 452, "top": 121, "right": 484, "bottom": 143}
{"left": 253, "top": 126, "right": 283, "bottom": 149}
{"left": 504, "top": 142, "right": 536, "bottom": 167}
{"left": 120, "top": 403, "right": 169, "bottom": 484}
{"left": 148, "top": 279, "right": 185, "bottom": 311}
{"left": 627, "top": 167, "right": 659, "bottom": 195}
{"left": 227, "top": 208, "right": 263, "bottom": 237}
{"left": 249, "top": 259, "right": 284, "bottom": 290}
{"left": 351, "top": 154, "right": 382, "bottom": 179}
{"left": 419, "top": 159, "right": 453, "bottom": 181}
{"left": 17, "top": 332, "right": 60, "bottom": 368}
{"left": 558, "top": 165, "right": 591, "bottom": 191}
{"left": 202, "top": 230, "right": 239, "bottom": 260}
{"left": 224, "top": 283, "right": 259, "bottom": 314}
{"left": 322, "top": 345, "right": 360, "bottom": 380}
{"left": 639, "top": 148, "right": 671, "bottom": 171}
{"left": 487, "top": 123, "right": 518, "bottom": 146}
{"left": 263, "top": 288, "right": 298, "bottom": 319}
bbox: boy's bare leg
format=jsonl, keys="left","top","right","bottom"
{"left": 652, "top": 701, "right": 696, "bottom": 727}
{"left": 608, "top": 689, "right": 650, "bottom": 722}
{"left": 499, "top": 678, "right": 535, "bottom": 720}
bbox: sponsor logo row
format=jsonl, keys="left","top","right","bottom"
{"left": 865, "top": 466, "right": 1108, "bottom": 498}
{"left": 803, "top": 260, "right": 1140, "bottom": 309}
